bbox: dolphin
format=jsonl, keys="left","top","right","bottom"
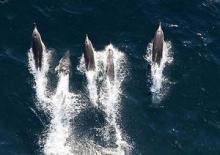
{"left": 55, "top": 51, "right": 71, "bottom": 75}
{"left": 31, "top": 23, "right": 46, "bottom": 70}
{"left": 152, "top": 22, "right": 164, "bottom": 65}
{"left": 106, "top": 48, "right": 114, "bottom": 82}
{"left": 84, "top": 35, "right": 96, "bottom": 71}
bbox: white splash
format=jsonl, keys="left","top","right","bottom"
{"left": 78, "top": 44, "right": 131, "bottom": 154}
{"left": 98, "top": 44, "right": 131, "bottom": 154}
{"left": 43, "top": 72, "right": 81, "bottom": 155}
{"left": 145, "top": 41, "right": 173, "bottom": 103}
{"left": 28, "top": 48, "right": 52, "bottom": 110}
{"left": 43, "top": 73, "right": 71, "bottom": 154}
{"left": 28, "top": 50, "right": 82, "bottom": 155}
{"left": 78, "top": 52, "right": 98, "bottom": 107}
{"left": 29, "top": 43, "right": 131, "bottom": 154}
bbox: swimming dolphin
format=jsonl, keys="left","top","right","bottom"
{"left": 152, "top": 23, "right": 164, "bottom": 65}
{"left": 55, "top": 51, "right": 71, "bottom": 75}
{"left": 84, "top": 35, "right": 96, "bottom": 71}
{"left": 31, "top": 23, "right": 46, "bottom": 70}
{"left": 106, "top": 48, "right": 114, "bottom": 82}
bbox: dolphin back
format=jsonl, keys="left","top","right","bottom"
{"left": 31, "top": 26, "right": 45, "bottom": 70}
{"left": 84, "top": 36, "right": 96, "bottom": 71}
{"left": 106, "top": 49, "right": 114, "bottom": 81}
{"left": 152, "top": 25, "right": 164, "bottom": 64}
{"left": 56, "top": 51, "right": 71, "bottom": 75}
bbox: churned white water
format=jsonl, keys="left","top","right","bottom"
{"left": 28, "top": 48, "right": 52, "bottom": 110}
{"left": 78, "top": 44, "right": 131, "bottom": 154}
{"left": 43, "top": 70, "right": 83, "bottom": 154}
{"left": 28, "top": 49, "right": 81, "bottom": 155}
{"left": 98, "top": 45, "right": 130, "bottom": 154}
{"left": 29, "top": 44, "right": 131, "bottom": 155}
{"left": 145, "top": 41, "right": 173, "bottom": 103}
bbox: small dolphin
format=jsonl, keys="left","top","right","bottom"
{"left": 31, "top": 23, "right": 46, "bottom": 70}
{"left": 84, "top": 35, "right": 96, "bottom": 71}
{"left": 56, "top": 51, "right": 71, "bottom": 75}
{"left": 106, "top": 48, "right": 114, "bottom": 82}
{"left": 152, "top": 22, "right": 164, "bottom": 65}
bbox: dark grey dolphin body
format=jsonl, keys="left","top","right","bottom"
{"left": 84, "top": 35, "right": 96, "bottom": 71}
{"left": 56, "top": 51, "right": 71, "bottom": 75}
{"left": 106, "top": 48, "right": 114, "bottom": 82}
{"left": 152, "top": 23, "right": 164, "bottom": 65}
{"left": 31, "top": 24, "right": 46, "bottom": 70}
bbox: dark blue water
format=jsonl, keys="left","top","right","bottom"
{"left": 0, "top": 0, "right": 220, "bottom": 154}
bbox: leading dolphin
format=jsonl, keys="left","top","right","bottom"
{"left": 152, "top": 23, "right": 164, "bottom": 65}
{"left": 55, "top": 51, "right": 71, "bottom": 75}
{"left": 106, "top": 48, "right": 114, "bottom": 82}
{"left": 31, "top": 23, "right": 46, "bottom": 70}
{"left": 84, "top": 35, "right": 96, "bottom": 71}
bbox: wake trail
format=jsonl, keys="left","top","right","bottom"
{"left": 43, "top": 72, "right": 81, "bottom": 155}
{"left": 29, "top": 44, "right": 131, "bottom": 154}
{"left": 28, "top": 50, "right": 82, "bottom": 155}
{"left": 79, "top": 44, "right": 130, "bottom": 154}
{"left": 28, "top": 48, "right": 52, "bottom": 110}
{"left": 145, "top": 41, "right": 173, "bottom": 104}
{"left": 78, "top": 44, "right": 131, "bottom": 154}
{"left": 99, "top": 45, "right": 131, "bottom": 155}
{"left": 78, "top": 52, "right": 98, "bottom": 107}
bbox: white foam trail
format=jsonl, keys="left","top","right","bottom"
{"left": 43, "top": 73, "right": 78, "bottom": 155}
{"left": 29, "top": 44, "right": 131, "bottom": 154}
{"left": 98, "top": 44, "right": 131, "bottom": 154}
{"left": 78, "top": 53, "right": 98, "bottom": 107}
{"left": 29, "top": 50, "right": 83, "bottom": 155}
{"left": 28, "top": 48, "right": 52, "bottom": 110}
{"left": 41, "top": 57, "right": 85, "bottom": 155}
{"left": 86, "top": 71, "right": 98, "bottom": 106}
{"left": 145, "top": 41, "right": 173, "bottom": 103}
{"left": 78, "top": 44, "right": 131, "bottom": 154}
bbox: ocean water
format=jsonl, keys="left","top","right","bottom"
{"left": 0, "top": 0, "right": 220, "bottom": 154}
